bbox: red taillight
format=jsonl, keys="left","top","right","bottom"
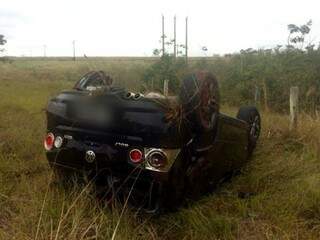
{"left": 44, "top": 133, "right": 55, "bottom": 151}
{"left": 129, "top": 149, "right": 143, "bottom": 163}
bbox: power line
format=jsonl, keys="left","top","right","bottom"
{"left": 162, "top": 15, "right": 165, "bottom": 56}
{"left": 185, "top": 17, "right": 188, "bottom": 64}
{"left": 174, "top": 15, "right": 177, "bottom": 58}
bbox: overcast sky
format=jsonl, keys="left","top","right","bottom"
{"left": 1, "top": 0, "right": 320, "bottom": 57}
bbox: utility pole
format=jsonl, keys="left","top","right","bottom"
{"left": 43, "top": 45, "right": 47, "bottom": 57}
{"left": 72, "top": 40, "right": 76, "bottom": 61}
{"left": 185, "top": 17, "right": 188, "bottom": 64}
{"left": 162, "top": 15, "right": 165, "bottom": 57}
{"left": 173, "top": 15, "right": 177, "bottom": 58}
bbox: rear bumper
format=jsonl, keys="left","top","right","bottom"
{"left": 46, "top": 140, "right": 127, "bottom": 170}
{"left": 47, "top": 145, "right": 168, "bottom": 212}
{"left": 46, "top": 137, "right": 170, "bottom": 183}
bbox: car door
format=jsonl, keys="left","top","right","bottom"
{"left": 215, "top": 114, "right": 249, "bottom": 172}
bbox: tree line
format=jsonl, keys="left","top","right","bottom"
{"left": 143, "top": 20, "right": 320, "bottom": 114}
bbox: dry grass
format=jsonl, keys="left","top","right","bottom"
{"left": 0, "top": 60, "right": 320, "bottom": 239}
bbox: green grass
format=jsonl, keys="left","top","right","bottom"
{"left": 1, "top": 60, "right": 320, "bottom": 239}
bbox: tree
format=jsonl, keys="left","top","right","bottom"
{"left": 0, "top": 34, "right": 7, "bottom": 52}
{"left": 143, "top": 54, "right": 187, "bottom": 93}
{"left": 287, "top": 20, "right": 312, "bottom": 50}
{"left": 145, "top": 35, "right": 188, "bottom": 93}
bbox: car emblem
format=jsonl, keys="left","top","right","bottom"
{"left": 85, "top": 150, "right": 96, "bottom": 163}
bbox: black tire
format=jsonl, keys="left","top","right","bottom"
{"left": 179, "top": 71, "right": 220, "bottom": 132}
{"left": 236, "top": 106, "right": 261, "bottom": 157}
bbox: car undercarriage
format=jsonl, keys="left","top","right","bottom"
{"left": 45, "top": 70, "right": 261, "bottom": 212}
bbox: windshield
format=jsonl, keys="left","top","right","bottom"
{"left": 74, "top": 71, "right": 113, "bottom": 91}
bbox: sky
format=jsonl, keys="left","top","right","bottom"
{"left": 1, "top": 0, "right": 320, "bottom": 57}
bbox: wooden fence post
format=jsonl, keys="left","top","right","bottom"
{"left": 290, "top": 86, "right": 299, "bottom": 130}
{"left": 263, "top": 79, "right": 269, "bottom": 112}
{"left": 163, "top": 79, "right": 169, "bottom": 96}
{"left": 254, "top": 85, "right": 260, "bottom": 106}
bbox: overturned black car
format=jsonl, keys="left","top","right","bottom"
{"left": 45, "top": 71, "right": 261, "bottom": 212}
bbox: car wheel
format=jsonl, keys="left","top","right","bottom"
{"left": 236, "top": 106, "right": 261, "bottom": 157}
{"left": 179, "top": 71, "right": 220, "bottom": 132}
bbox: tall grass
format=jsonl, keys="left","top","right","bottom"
{"left": 0, "top": 60, "right": 320, "bottom": 239}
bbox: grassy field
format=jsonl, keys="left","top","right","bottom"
{"left": 0, "top": 59, "right": 320, "bottom": 239}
